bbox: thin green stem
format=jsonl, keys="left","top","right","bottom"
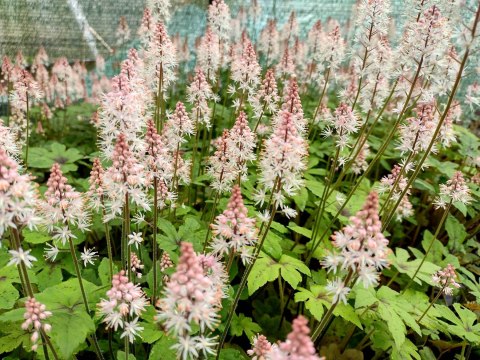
{"left": 278, "top": 270, "right": 284, "bottom": 315}
{"left": 307, "top": 57, "right": 424, "bottom": 262}
{"left": 417, "top": 287, "right": 444, "bottom": 324}
{"left": 124, "top": 336, "right": 129, "bottom": 360}
{"left": 403, "top": 201, "right": 452, "bottom": 293}
{"left": 309, "top": 68, "right": 331, "bottom": 138}
{"left": 11, "top": 227, "right": 60, "bottom": 360}
{"left": 101, "top": 202, "right": 113, "bottom": 282}
{"left": 152, "top": 178, "right": 159, "bottom": 303}
{"left": 311, "top": 269, "right": 354, "bottom": 342}
{"left": 216, "top": 179, "right": 281, "bottom": 357}
{"left": 203, "top": 191, "right": 220, "bottom": 252}
{"left": 40, "top": 328, "right": 60, "bottom": 360}
{"left": 125, "top": 194, "right": 131, "bottom": 280}
{"left": 25, "top": 95, "right": 30, "bottom": 169}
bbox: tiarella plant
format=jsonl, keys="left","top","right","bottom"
{"left": 0, "top": 0, "right": 480, "bottom": 359}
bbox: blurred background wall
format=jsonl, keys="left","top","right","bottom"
{"left": 0, "top": 0, "right": 407, "bottom": 61}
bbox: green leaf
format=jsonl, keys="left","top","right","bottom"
{"left": 445, "top": 215, "right": 467, "bottom": 246}
{"left": 270, "top": 221, "right": 288, "bottom": 234}
{"left": 22, "top": 230, "right": 51, "bottom": 244}
{"left": 157, "top": 218, "right": 178, "bottom": 240}
{"left": 247, "top": 256, "right": 281, "bottom": 295}
{"left": 413, "top": 179, "right": 436, "bottom": 193}
{"left": 0, "top": 324, "right": 30, "bottom": 354}
{"left": 453, "top": 202, "right": 468, "bottom": 216}
{"left": 0, "top": 282, "right": 19, "bottom": 310}
{"left": 117, "top": 351, "right": 136, "bottom": 360}
{"left": 389, "top": 248, "right": 440, "bottom": 285}
{"left": 263, "top": 231, "right": 283, "bottom": 260}
{"left": 378, "top": 303, "right": 406, "bottom": 349}
{"left": 391, "top": 338, "right": 421, "bottom": 360}
{"left": 141, "top": 322, "right": 163, "bottom": 344}
{"left": 288, "top": 223, "right": 312, "bottom": 239}
{"left": 294, "top": 286, "right": 331, "bottom": 321}
{"left": 218, "top": 348, "right": 247, "bottom": 360}
{"left": 49, "top": 310, "right": 94, "bottom": 358}
{"left": 149, "top": 335, "right": 177, "bottom": 360}
{"left": 98, "top": 258, "right": 118, "bottom": 286}
{"left": 354, "top": 287, "right": 377, "bottom": 309}
{"left": 230, "top": 313, "right": 262, "bottom": 339}
{"left": 333, "top": 302, "right": 362, "bottom": 329}
{"left": 293, "top": 187, "right": 308, "bottom": 211}
{"left": 33, "top": 279, "right": 100, "bottom": 359}
{"left": 178, "top": 216, "right": 200, "bottom": 240}
{"left": 178, "top": 217, "right": 205, "bottom": 252}
{"left": 420, "top": 231, "right": 444, "bottom": 263}
{"left": 305, "top": 179, "right": 325, "bottom": 198}
{"left": 278, "top": 254, "right": 311, "bottom": 289}
{"left": 0, "top": 308, "right": 24, "bottom": 323}
{"left": 27, "top": 142, "right": 84, "bottom": 173}
{"left": 36, "top": 265, "right": 63, "bottom": 291}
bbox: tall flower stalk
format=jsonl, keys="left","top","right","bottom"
{"left": 217, "top": 109, "right": 308, "bottom": 356}
{"left": 403, "top": 172, "right": 471, "bottom": 292}
{"left": 38, "top": 163, "right": 104, "bottom": 359}
{"left": 313, "top": 192, "right": 389, "bottom": 341}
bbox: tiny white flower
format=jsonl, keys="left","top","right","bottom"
{"left": 80, "top": 247, "right": 98, "bottom": 267}
{"left": 282, "top": 206, "right": 297, "bottom": 219}
{"left": 132, "top": 213, "right": 146, "bottom": 225}
{"left": 52, "top": 226, "right": 76, "bottom": 245}
{"left": 44, "top": 243, "right": 59, "bottom": 262}
{"left": 120, "top": 317, "right": 144, "bottom": 343}
{"left": 8, "top": 248, "right": 37, "bottom": 268}
{"left": 336, "top": 193, "right": 346, "bottom": 205}
{"left": 257, "top": 210, "right": 271, "bottom": 224}
{"left": 195, "top": 336, "right": 218, "bottom": 357}
{"left": 128, "top": 232, "right": 144, "bottom": 249}
{"left": 326, "top": 278, "right": 350, "bottom": 304}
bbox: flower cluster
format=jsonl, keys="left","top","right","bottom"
{"left": 156, "top": 242, "right": 225, "bottom": 360}
{"left": 130, "top": 252, "right": 145, "bottom": 278}
{"left": 22, "top": 298, "right": 52, "bottom": 351}
{"left": 432, "top": 264, "right": 461, "bottom": 295}
{"left": 231, "top": 39, "right": 261, "bottom": 98}
{"left": 322, "top": 103, "right": 359, "bottom": 149}
{"left": 378, "top": 164, "right": 414, "bottom": 221}
{"left": 96, "top": 50, "right": 150, "bottom": 159}
{"left": 187, "top": 68, "right": 215, "bottom": 128}
{"left": 87, "top": 158, "right": 105, "bottom": 212}
{"left": 38, "top": 163, "right": 90, "bottom": 244}
{"left": 210, "top": 185, "right": 258, "bottom": 263}
{"left": 397, "top": 101, "right": 438, "bottom": 155}
{"left": 207, "top": 0, "right": 231, "bottom": 42}
{"left": 350, "top": 138, "right": 370, "bottom": 175}
{"left": 103, "top": 134, "right": 150, "bottom": 220}
{"left": 259, "top": 19, "right": 280, "bottom": 65}
{"left": 322, "top": 192, "right": 390, "bottom": 293}
{"left": 160, "top": 251, "right": 173, "bottom": 282}
{"left": 8, "top": 247, "right": 37, "bottom": 268}
{"left": 145, "top": 21, "right": 177, "bottom": 95}
{"left": 207, "top": 130, "right": 236, "bottom": 192}
{"left": 248, "top": 334, "right": 276, "bottom": 360}
{"left": 197, "top": 27, "right": 220, "bottom": 81}
{"left": 145, "top": 119, "right": 174, "bottom": 186}
{"left": 280, "top": 77, "right": 306, "bottom": 133}
{"left": 257, "top": 110, "right": 308, "bottom": 216}
{"left": 251, "top": 69, "right": 280, "bottom": 121}
{"left": 267, "top": 316, "right": 323, "bottom": 360}
{"left": 434, "top": 171, "right": 471, "bottom": 209}
{"left": 98, "top": 270, "right": 148, "bottom": 342}
{"left": 227, "top": 111, "right": 257, "bottom": 180}
{"left": 0, "top": 148, "right": 39, "bottom": 238}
